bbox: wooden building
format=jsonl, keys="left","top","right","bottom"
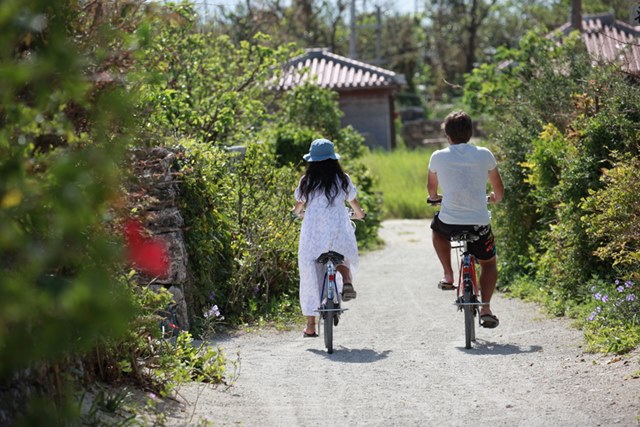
{"left": 278, "top": 48, "right": 406, "bottom": 150}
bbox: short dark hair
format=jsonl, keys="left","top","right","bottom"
{"left": 442, "top": 111, "right": 472, "bottom": 144}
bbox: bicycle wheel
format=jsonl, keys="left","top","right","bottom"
{"left": 324, "top": 299, "right": 334, "bottom": 354}
{"left": 463, "top": 284, "right": 475, "bottom": 349}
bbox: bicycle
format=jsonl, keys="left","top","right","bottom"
{"left": 450, "top": 232, "right": 488, "bottom": 348}
{"left": 159, "top": 302, "right": 180, "bottom": 339}
{"left": 428, "top": 197, "right": 488, "bottom": 349}
{"left": 294, "top": 208, "right": 362, "bottom": 354}
{"left": 315, "top": 251, "right": 347, "bottom": 354}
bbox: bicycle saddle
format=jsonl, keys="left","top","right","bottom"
{"left": 450, "top": 231, "right": 481, "bottom": 243}
{"left": 316, "top": 251, "right": 345, "bottom": 265}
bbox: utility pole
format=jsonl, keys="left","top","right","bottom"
{"left": 571, "top": 0, "right": 582, "bottom": 31}
{"left": 375, "top": 5, "right": 381, "bottom": 65}
{"left": 349, "top": 0, "right": 357, "bottom": 59}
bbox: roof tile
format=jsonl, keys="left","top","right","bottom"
{"left": 278, "top": 48, "right": 405, "bottom": 90}
{"left": 560, "top": 13, "right": 640, "bottom": 75}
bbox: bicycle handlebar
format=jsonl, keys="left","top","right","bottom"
{"left": 347, "top": 208, "right": 366, "bottom": 221}
{"left": 291, "top": 208, "right": 366, "bottom": 220}
{"left": 427, "top": 194, "right": 494, "bottom": 206}
{"left": 427, "top": 197, "right": 442, "bottom": 206}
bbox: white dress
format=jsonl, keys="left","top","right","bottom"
{"left": 295, "top": 175, "right": 359, "bottom": 316}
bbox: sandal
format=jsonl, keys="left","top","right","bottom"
{"left": 438, "top": 280, "right": 456, "bottom": 290}
{"left": 342, "top": 283, "right": 357, "bottom": 301}
{"left": 480, "top": 313, "right": 500, "bottom": 328}
{"left": 303, "top": 330, "right": 318, "bottom": 337}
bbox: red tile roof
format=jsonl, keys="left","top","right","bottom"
{"left": 278, "top": 48, "right": 405, "bottom": 90}
{"left": 558, "top": 13, "right": 640, "bottom": 75}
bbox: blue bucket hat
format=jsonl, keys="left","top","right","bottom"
{"left": 303, "top": 138, "right": 340, "bottom": 162}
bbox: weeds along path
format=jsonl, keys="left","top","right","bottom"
{"left": 164, "top": 219, "right": 640, "bottom": 426}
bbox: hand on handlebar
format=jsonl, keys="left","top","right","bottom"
{"left": 348, "top": 208, "right": 366, "bottom": 220}
{"left": 427, "top": 195, "right": 442, "bottom": 206}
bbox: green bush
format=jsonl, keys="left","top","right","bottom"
{"left": 136, "top": 3, "right": 296, "bottom": 146}
{"left": 92, "top": 278, "right": 226, "bottom": 395}
{"left": 179, "top": 140, "right": 300, "bottom": 325}
{"left": 0, "top": 0, "right": 136, "bottom": 381}
{"left": 582, "top": 154, "right": 640, "bottom": 280}
{"left": 582, "top": 279, "right": 640, "bottom": 354}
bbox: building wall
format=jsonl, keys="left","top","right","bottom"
{"left": 338, "top": 90, "right": 393, "bottom": 150}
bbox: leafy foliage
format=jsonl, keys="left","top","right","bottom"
{"left": 0, "top": 0, "right": 136, "bottom": 380}
{"left": 0, "top": 1, "right": 229, "bottom": 423}
{"left": 582, "top": 154, "right": 640, "bottom": 277}
{"left": 137, "top": 3, "right": 296, "bottom": 146}
{"left": 179, "top": 140, "right": 301, "bottom": 325}
{"left": 91, "top": 280, "right": 226, "bottom": 395}
{"left": 583, "top": 279, "right": 640, "bottom": 354}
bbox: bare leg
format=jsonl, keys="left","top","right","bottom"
{"left": 432, "top": 231, "right": 454, "bottom": 283}
{"left": 304, "top": 316, "right": 316, "bottom": 335}
{"left": 336, "top": 264, "right": 357, "bottom": 300}
{"left": 336, "top": 264, "right": 352, "bottom": 284}
{"left": 478, "top": 257, "right": 497, "bottom": 316}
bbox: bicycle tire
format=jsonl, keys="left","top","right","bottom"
{"left": 463, "top": 284, "right": 475, "bottom": 349}
{"left": 324, "top": 299, "right": 334, "bottom": 354}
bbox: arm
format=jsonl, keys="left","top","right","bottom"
{"left": 487, "top": 167, "right": 504, "bottom": 203}
{"left": 348, "top": 198, "right": 366, "bottom": 220}
{"left": 427, "top": 170, "right": 441, "bottom": 202}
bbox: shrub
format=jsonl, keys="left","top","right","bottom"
{"left": 179, "top": 140, "right": 300, "bottom": 325}
{"left": 583, "top": 279, "right": 640, "bottom": 354}
{"left": 136, "top": 3, "right": 296, "bottom": 146}
{"left": 0, "top": 0, "right": 136, "bottom": 381}
{"left": 0, "top": 2, "right": 230, "bottom": 423}
{"left": 582, "top": 154, "right": 640, "bottom": 280}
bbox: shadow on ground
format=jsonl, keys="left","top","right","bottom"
{"left": 307, "top": 347, "right": 392, "bottom": 363}
{"left": 455, "top": 340, "right": 543, "bottom": 355}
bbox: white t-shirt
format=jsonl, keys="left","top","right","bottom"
{"left": 428, "top": 143, "right": 497, "bottom": 225}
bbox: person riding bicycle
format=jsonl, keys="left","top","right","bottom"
{"left": 427, "top": 111, "right": 504, "bottom": 328}
{"left": 293, "top": 138, "right": 366, "bottom": 338}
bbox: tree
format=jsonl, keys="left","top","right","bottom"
{"left": 213, "top": 0, "right": 348, "bottom": 51}
{"left": 137, "top": 4, "right": 296, "bottom": 146}
{"left": 422, "top": 0, "right": 501, "bottom": 98}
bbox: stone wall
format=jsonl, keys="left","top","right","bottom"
{"left": 127, "top": 147, "right": 190, "bottom": 331}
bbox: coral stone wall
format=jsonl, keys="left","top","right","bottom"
{"left": 127, "top": 147, "right": 190, "bottom": 330}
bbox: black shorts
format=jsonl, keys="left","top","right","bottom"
{"left": 430, "top": 212, "right": 496, "bottom": 261}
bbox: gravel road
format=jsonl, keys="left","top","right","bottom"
{"left": 165, "top": 219, "right": 640, "bottom": 426}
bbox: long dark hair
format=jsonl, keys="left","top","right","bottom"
{"left": 299, "top": 159, "right": 350, "bottom": 206}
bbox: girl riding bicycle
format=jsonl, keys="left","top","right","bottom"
{"left": 293, "top": 139, "right": 366, "bottom": 338}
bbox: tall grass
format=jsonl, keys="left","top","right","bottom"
{"left": 362, "top": 147, "right": 441, "bottom": 219}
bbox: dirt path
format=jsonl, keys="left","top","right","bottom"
{"left": 165, "top": 219, "right": 640, "bottom": 426}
